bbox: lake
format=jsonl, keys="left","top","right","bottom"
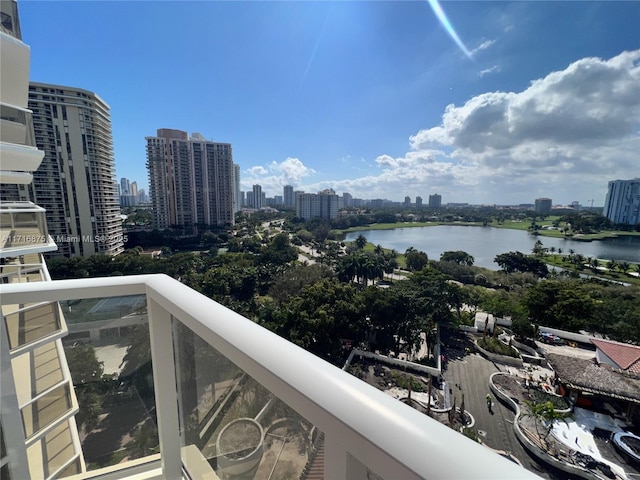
{"left": 344, "top": 225, "right": 640, "bottom": 270}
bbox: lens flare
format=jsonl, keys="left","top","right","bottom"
{"left": 427, "top": 0, "right": 473, "bottom": 60}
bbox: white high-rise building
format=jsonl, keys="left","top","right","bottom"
{"left": 1, "top": 1, "right": 85, "bottom": 477}
{"left": 146, "top": 129, "right": 235, "bottom": 229}
{"left": 603, "top": 178, "right": 640, "bottom": 225}
{"left": 296, "top": 189, "right": 339, "bottom": 220}
{"left": 28, "top": 82, "right": 124, "bottom": 257}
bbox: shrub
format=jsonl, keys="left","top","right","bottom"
{"left": 477, "top": 336, "right": 519, "bottom": 358}
{"left": 391, "top": 372, "right": 425, "bottom": 392}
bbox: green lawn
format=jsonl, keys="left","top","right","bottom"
{"left": 542, "top": 254, "right": 640, "bottom": 286}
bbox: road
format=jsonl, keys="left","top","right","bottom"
{"left": 440, "top": 328, "right": 563, "bottom": 479}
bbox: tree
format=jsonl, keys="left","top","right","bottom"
{"left": 494, "top": 251, "right": 548, "bottom": 277}
{"left": 440, "top": 250, "right": 474, "bottom": 266}
{"left": 64, "top": 343, "right": 106, "bottom": 432}
{"left": 405, "top": 250, "right": 429, "bottom": 271}
{"left": 269, "top": 263, "right": 334, "bottom": 304}
{"left": 532, "top": 240, "right": 546, "bottom": 257}
{"left": 523, "top": 401, "right": 570, "bottom": 447}
{"left": 127, "top": 418, "right": 159, "bottom": 459}
{"left": 512, "top": 317, "right": 536, "bottom": 340}
{"left": 354, "top": 234, "right": 368, "bottom": 250}
{"left": 261, "top": 279, "right": 365, "bottom": 362}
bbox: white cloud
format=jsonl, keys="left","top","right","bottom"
{"left": 242, "top": 157, "right": 316, "bottom": 193}
{"left": 478, "top": 65, "right": 500, "bottom": 77}
{"left": 244, "top": 51, "right": 640, "bottom": 204}
{"left": 470, "top": 39, "right": 496, "bottom": 56}
{"left": 247, "top": 166, "right": 268, "bottom": 175}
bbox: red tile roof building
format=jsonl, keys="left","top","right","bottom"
{"left": 592, "top": 339, "right": 640, "bottom": 375}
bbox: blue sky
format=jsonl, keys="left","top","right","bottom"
{"left": 20, "top": 1, "right": 640, "bottom": 205}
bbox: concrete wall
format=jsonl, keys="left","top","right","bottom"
{"left": 347, "top": 349, "right": 441, "bottom": 377}
{"left": 538, "top": 327, "right": 593, "bottom": 344}
{"left": 475, "top": 341, "right": 523, "bottom": 368}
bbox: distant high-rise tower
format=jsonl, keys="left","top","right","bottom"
{"left": 1, "top": 1, "right": 85, "bottom": 477}
{"left": 404, "top": 196, "right": 411, "bottom": 208}
{"left": 146, "top": 129, "right": 235, "bottom": 229}
{"left": 232, "top": 163, "right": 241, "bottom": 213}
{"left": 428, "top": 194, "right": 442, "bottom": 209}
{"left": 416, "top": 196, "right": 423, "bottom": 208}
{"left": 121, "top": 177, "right": 131, "bottom": 196}
{"left": 603, "top": 178, "right": 640, "bottom": 225}
{"left": 283, "top": 184, "right": 294, "bottom": 207}
{"left": 252, "top": 184, "right": 263, "bottom": 209}
{"left": 342, "top": 192, "right": 352, "bottom": 208}
{"left": 534, "top": 198, "right": 552, "bottom": 214}
{"left": 28, "top": 82, "right": 124, "bottom": 257}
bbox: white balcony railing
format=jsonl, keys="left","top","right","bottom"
{"left": 1, "top": 275, "right": 541, "bottom": 480}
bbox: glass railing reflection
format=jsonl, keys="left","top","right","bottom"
{"left": 174, "top": 320, "right": 321, "bottom": 480}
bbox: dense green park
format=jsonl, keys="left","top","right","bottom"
{"left": 50, "top": 215, "right": 640, "bottom": 358}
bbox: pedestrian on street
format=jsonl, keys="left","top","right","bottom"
{"left": 486, "top": 394, "right": 493, "bottom": 413}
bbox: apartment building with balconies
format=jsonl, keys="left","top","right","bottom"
{"left": 1, "top": 2, "right": 85, "bottom": 477}
{"left": 146, "top": 129, "right": 235, "bottom": 230}
{"left": 26, "top": 82, "right": 124, "bottom": 258}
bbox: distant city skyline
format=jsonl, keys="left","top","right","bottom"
{"left": 20, "top": 2, "right": 640, "bottom": 205}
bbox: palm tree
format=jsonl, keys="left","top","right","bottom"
{"left": 532, "top": 240, "right": 545, "bottom": 256}
{"left": 354, "top": 234, "right": 367, "bottom": 250}
{"left": 619, "top": 261, "right": 631, "bottom": 274}
{"left": 374, "top": 244, "right": 384, "bottom": 256}
{"left": 607, "top": 259, "right": 617, "bottom": 272}
{"left": 522, "top": 401, "right": 570, "bottom": 448}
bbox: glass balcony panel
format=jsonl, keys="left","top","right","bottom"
{"left": 22, "top": 383, "right": 72, "bottom": 438}
{"left": 55, "top": 296, "right": 154, "bottom": 473}
{"left": 25, "top": 420, "right": 80, "bottom": 479}
{"left": 33, "top": 342, "right": 65, "bottom": 396}
{"left": 4, "top": 302, "right": 61, "bottom": 350}
{"left": 0, "top": 105, "right": 36, "bottom": 148}
{"left": 2, "top": 252, "right": 47, "bottom": 288}
{"left": 173, "top": 320, "right": 320, "bottom": 480}
{"left": 0, "top": 205, "right": 51, "bottom": 252}
{"left": 43, "top": 421, "right": 78, "bottom": 477}
{"left": 56, "top": 458, "right": 82, "bottom": 478}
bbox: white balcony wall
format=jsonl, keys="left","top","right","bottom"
{"left": 0, "top": 275, "right": 542, "bottom": 480}
{"left": 0, "top": 141, "right": 45, "bottom": 175}
{"left": 0, "top": 32, "right": 31, "bottom": 108}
